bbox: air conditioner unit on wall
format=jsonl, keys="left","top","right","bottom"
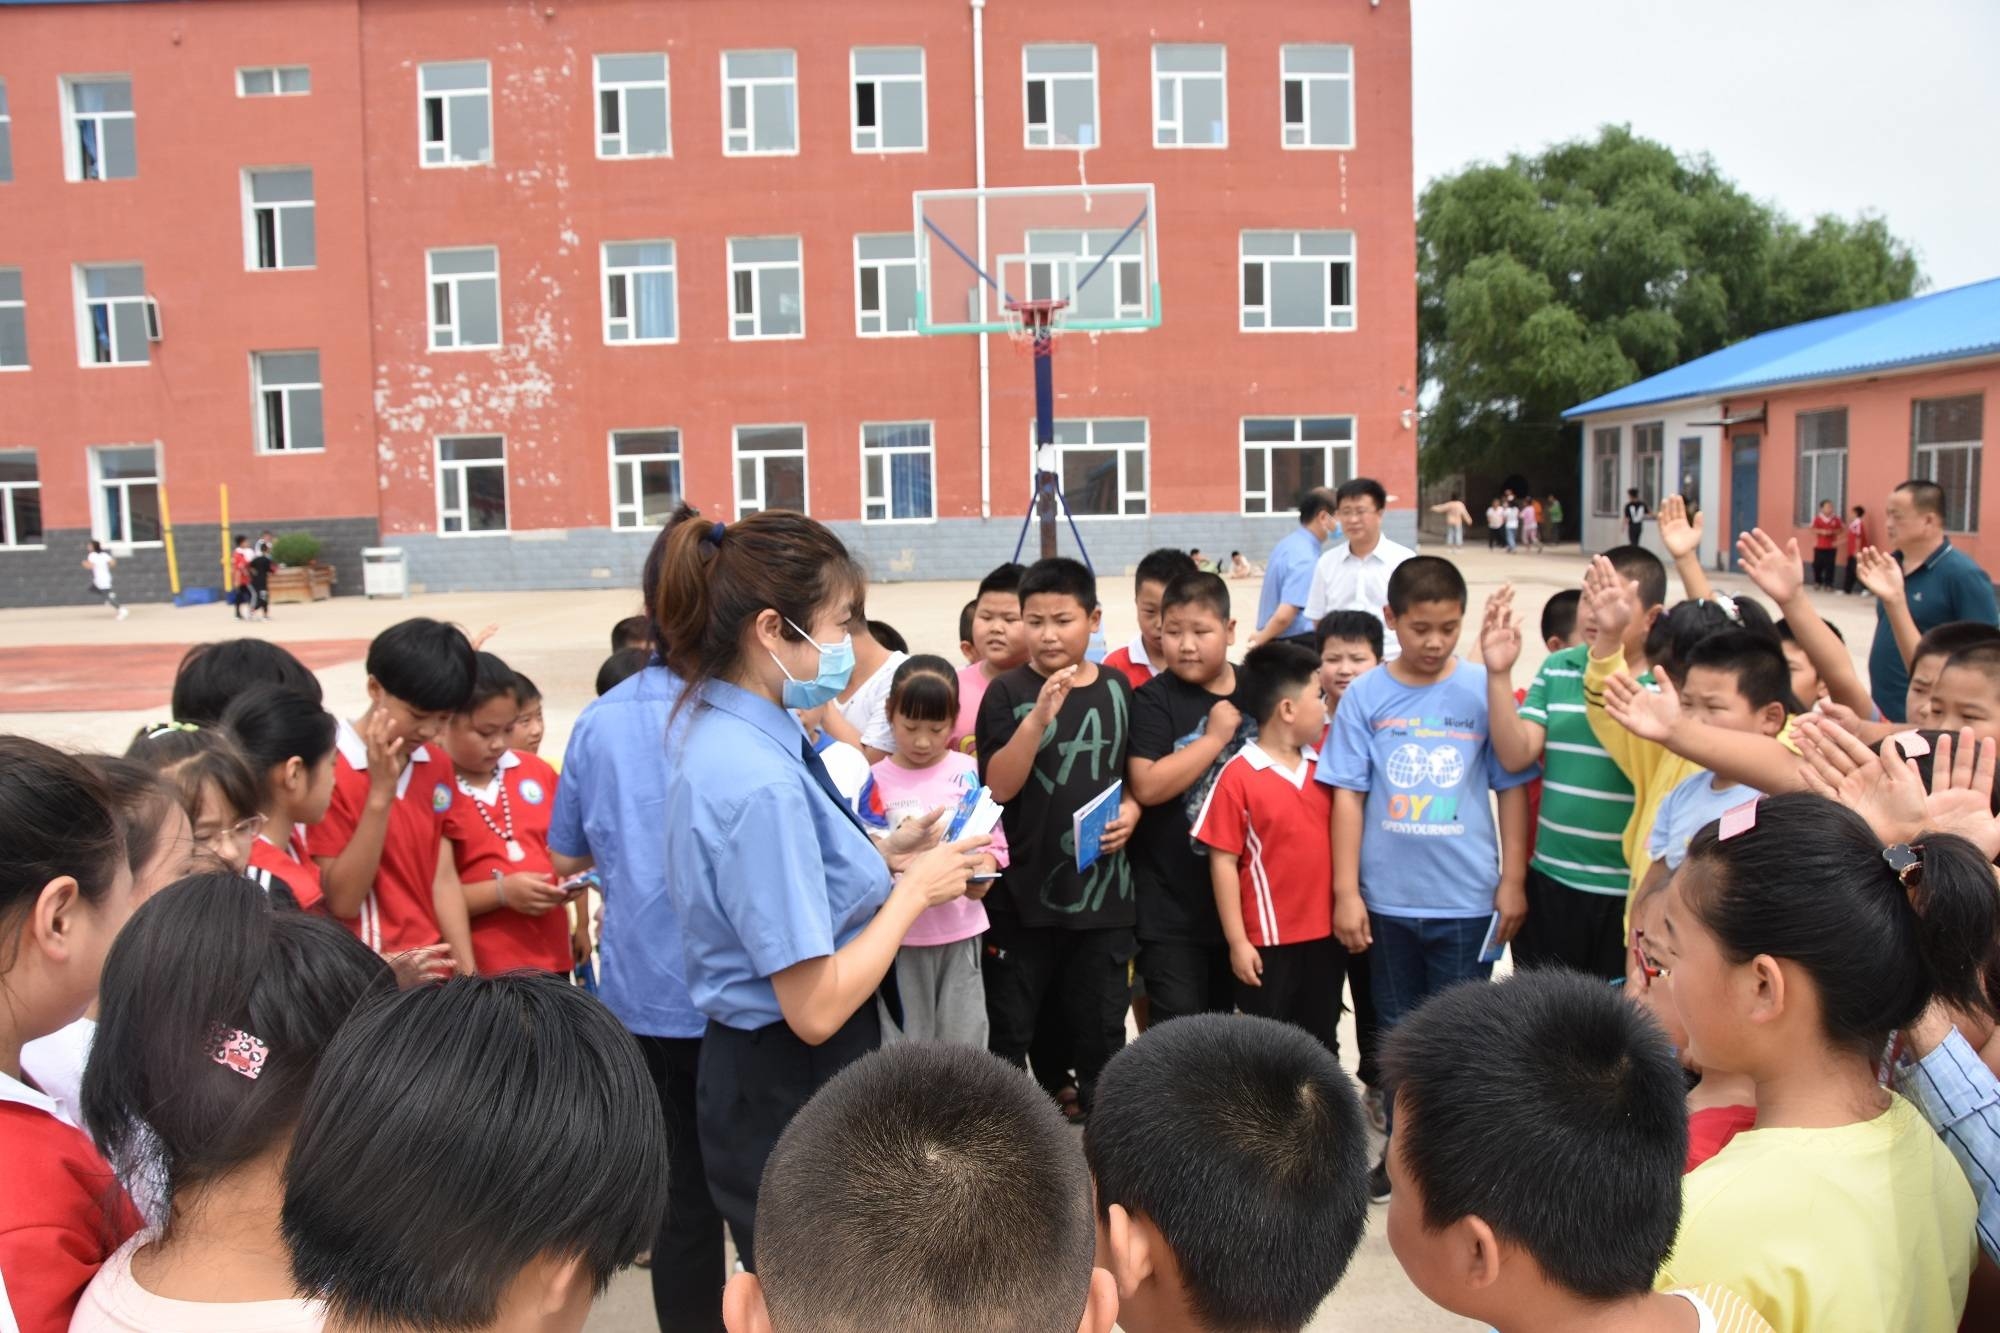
{"left": 143, "top": 296, "right": 162, "bottom": 342}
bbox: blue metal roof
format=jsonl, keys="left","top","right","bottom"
{"left": 1564, "top": 276, "right": 2000, "bottom": 418}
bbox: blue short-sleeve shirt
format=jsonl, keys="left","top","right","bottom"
{"left": 662, "top": 679, "right": 892, "bottom": 1030}
{"left": 1257, "top": 525, "right": 1325, "bottom": 639}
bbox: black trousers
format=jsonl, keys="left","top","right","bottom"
{"left": 984, "top": 913, "right": 1136, "bottom": 1112}
{"left": 696, "top": 1006, "right": 879, "bottom": 1272}
{"left": 1235, "top": 936, "right": 1344, "bottom": 1055}
{"left": 1508, "top": 867, "right": 1629, "bottom": 981}
{"left": 1813, "top": 546, "right": 1837, "bottom": 588}
{"left": 1136, "top": 938, "right": 1234, "bottom": 1025}
{"left": 1344, "top": 938, "right": 1383, "bottom": 1089}
{"left": 635, "top": 1035, "right": 726, "bottom": 1331}
{"left": 1844, "top": 556, "right": 1860, "bottom": 594}
{"left": 1627, "top": 520, "right": 1644, "bottom": 546}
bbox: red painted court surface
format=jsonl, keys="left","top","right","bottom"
{"left": 0, "top": 640, "right": 372, "bottom": 713}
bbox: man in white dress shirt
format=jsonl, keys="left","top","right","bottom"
{"left": 1303, "top": 477, "right": 1416, "bottom": 660}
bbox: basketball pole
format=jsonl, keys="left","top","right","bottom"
{"left": 1034, "top": 338, "right": 1057, "bottom": 560}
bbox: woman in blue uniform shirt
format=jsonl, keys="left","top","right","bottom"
{"left": 657, "top": 506, "right": 985, "bottom": 1269}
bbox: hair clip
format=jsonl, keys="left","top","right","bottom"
{"left": 1882, "top": 842, "right": 1923, "bottom": 889}
{"left": 144, "top": 721, "right": 199, "bottom": 740}
{"left": 1710, "top": 592, "right": 1741, "bottom": 624}
{"left": 206, "top": 1023, "right": 269, "bottom": 1080}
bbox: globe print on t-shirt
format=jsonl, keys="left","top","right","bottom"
{"left": 1387, "top": 743, "right": 1431, "bottom": 789}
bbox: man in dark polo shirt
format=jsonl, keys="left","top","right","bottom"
{"left": 1869, "top": 478, "right": 1999, "bottom": 721}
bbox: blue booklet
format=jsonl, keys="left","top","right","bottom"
{"left": 1073, "top": 780, "right": 1123, "bottom": 872}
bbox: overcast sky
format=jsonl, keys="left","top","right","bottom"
{"left": 1411, "top": 0, "right": 2000, "bottom": 292}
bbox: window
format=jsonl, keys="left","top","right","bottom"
{"left": 0, "top": 269, "right": 25, "bottom": 369}
{"left": 862, "top": 422, "right": 935, "bottom": 522}
{"left": 728, "top": 237, "right": 803, "bottom": 339}
{"left": 852, "top": 47, "right": 924, "bottom": 152}
{"left": 436, "top": 436, "right": 508, "bottom": 534}
{"left": 419, "top": 61, "right": 491, "bottom": 167}
{"left": 1036, "top": 418, "right": 1147, "bottom": 517}
{"left": 602, "top": 241, "right": 676, "bottom": 343}
{"left": 0, "top": 81, "right": 12, "bottom": 182}
{"left": 428, "top": 247, "right": 500, "bottom": 350}
{"left": 735, "top": 425, "right": 808, "bottom": 517}
{"left": 65, "top": 77, "right": 136, "bottom": 181}
{"left": 596, "top": 54, "right": 670, "bottom": 158}
{"left": 855, "top": 234, "right": 918, "bottom": 336}
{"left": 91, "top": 445, "right": 161, "bottom": 545}
{"left": 0, "top": 451, "right": 42, "bottom": 548}
{"left": 245, "top": 169, "right": 315, "bottom": 270}
{"left": 609, "top": 429, "right": 681, "bottom": 530}
{"left": 1153, "top": 44, "right": 1225, "bottom": 147}
{"left": 253, "top": 351, "right": 323, "bottom": 453}
{"left": 1240, "top": 417, "right": 1355, "bottom": 514}
{"left": 1023, "top": 45, "right": 1097, "bottom": 148}
{"left": 1281, "top": 45, "right": 1353, "bottom": 148}
{"left": 1592, "top": 427, "right": 1620, "bottom": 515}
{"left": 1019, "top": 229, "right": 1147, "bottom": 323}
{"left": 238, "top": 66, "right": 310, "bottom": 96}
{"left": 1792, "top": 408, "right": 1848, "bottom": 526}
{"left": 722, "top": 51, "right": 797, "bottom": 155}
{"left": 1240, "top": 231, "right": 1354, "bottom": 331}
{"left": 1913, "top": 394, "right": 1984, "bottom": 533}
{"left": 78, "top": 263, "right": 149, "bottom": 365}
{"left": 1632, "top": 422, "right": 1665, "bottom": 510}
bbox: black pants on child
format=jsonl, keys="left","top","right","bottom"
{"left": 1812, "top": 546, "right": 1837, "bottom": 589}
{"left": 636, "top": 1035, "right": 726, "bottom": 1332}
{"left": 1235, "top": 936, "right": 1345, "bottom": 1056}
{"left": 1136, "top": 938, "right": 1234, "bottom": 1026}
{"left": 1345, "top": 940, "right": 1383, "bottom": 1089}
{"left": 1508, "top": 867, "right": 1629, "bottom": 981}
{"left": 983, "top": 911, "right": 1136, "bottom": 1113}
{"left": 1843, "top": 556, "right": 1860, "bottom": 594}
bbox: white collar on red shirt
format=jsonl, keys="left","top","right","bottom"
{"left": 1124, "top": 636, "right": 1153, "bottom": 669}
{"left": 1237, "top": 740, "right": 1319, "bottom": 789}
{"left": 0, "top": 1067, "right": 64, "bottom": 1121}
{"left": 335, "top": 717, "right": 432, "bottom": 800}
{"left": 457, "top": 749, "right": 523, "bottom": 804}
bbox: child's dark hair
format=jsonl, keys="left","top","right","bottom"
{"left": 88, "top": 755, "right": 181, "bottom": 878}
{"left": 366, "top": 618, "right": 478, "bottom": 714}
{"left": 1852, "top": 504, "right": 1866, "bottom": 517}
{"left": 220, "top": 685, "right": 338, "bottom": 806}
{"left": 756, "top": 1043, "right": 1098, "bottom": 1333}
{"left": 1382, "top": 971, "right": 1687, "bottom": 1301}
{"left": 1600, "top": 543, "right": 1669, "bottom": 610}
{"left": 1135, "top": 546, "right": 1199, "bottom": 592}
{"left": 1644, "top": 595, "right": 1778, "bottom": 685}
{"left": 172, "top": 639, "right": 323, "bottom": 726}
{"left": 1681, "top": 792, "right": 1999, "bottom": 1056}
{"left": 1917, "top": 621, "right": 2000, "bottom": 669}
{"left": 1540, "top": 589, "right": 1581, "bottom": 645}
{"left": 867, "top": 619, "right": 908, "bottom": 654}
{"left": 1385, "top": 555, "right": 1467, "bottom": 615}
{"left": 511, "top": 670, "right": 541, "bottom": 706}
{"left": 887, "top": 654, "right": 959, "bottom": 727}
{"left": 1682, "top": 629, "right": 1800, "bottom": 715}
{"left": 957, "top": 598, "right": 977, "bottom": 645}
{"left": 1019, "top": 556, "right": 1098, "bottom": 614}
{"left": 1944, "top": 641, "right": 2000, "bottom": 686}
{"left": 462, "top": 650, "right": 519, "bottom": 713}
{"left": 127, "top": 726, "right": 263, "bottom": 831}
{"left": 1314, "top": 610, "right": 1385, "bottom": 662}
{"left": 1086, "top": 1014, "right": 1368, "bottom": 1331}
{"left": 976, "top": 561, "right": 1025, "bottom": 600}
{"left": 283, "top": 974, "right": 665, "bottom": 1326}
{"left": 1238, "top": 641, "right": 1322, "bottom": 726}
{"left": 596, "top": 646, "right": 651, "bottom": 697}
{"left": 1160, "top": 570, "right": 1230, "bottom": 622}
{"left": 611, "top": 614, "right": 651, "bottom": 653}
{"left": 0, "top": 736, "right": 127, "bottom": 932}
{"left": 82, "top": 873, "right": 393, "bottom": 1227}
{"left": 1778, "top": 616, "right": 1845, "bottom": 645}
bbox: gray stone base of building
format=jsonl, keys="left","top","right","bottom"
{"left": 0, "top": 518, "right": 381, "bottom": 608}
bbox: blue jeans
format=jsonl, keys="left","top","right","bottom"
{"left": 1368, "top": 912, "right": 1495, "bottom": 1135}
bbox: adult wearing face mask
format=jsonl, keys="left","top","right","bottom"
{"left": 655, "top": 507, "right": 989, "bottom": 1276}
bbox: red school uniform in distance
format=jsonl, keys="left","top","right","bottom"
{"left": 1811, "top": 509, "right": 1843, "bottom": 550}
{"left": 316, "top": 718, "right": 452, "bottom": 954}
{"left": 0, "top": 1076, "right": 143, "bottom": 1332}
{"left": 441, "top": 750, "right": 570, "bottom": 973}
{"left": 1101, "top": 636, "right": 1156, "bottom": 691}
{"left": 1190, "top": 741, "right": 1334, "bottom": 947}
{"left": 247, "top": 826, "right": 325, "bottom": 913}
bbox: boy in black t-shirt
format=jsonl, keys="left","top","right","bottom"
{"left": 1126, "top": 571, "right": 1242, "bottom": 1025}
{"left": 978, "top": 557, "right": 1141, "bottom": 1116}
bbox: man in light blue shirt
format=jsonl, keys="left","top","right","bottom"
{"left": 1248, "top": 489, "right": 1338, "bottom": 649}
{"left": 1895, "top": 1016, "right": 2000, "bottom": 1267}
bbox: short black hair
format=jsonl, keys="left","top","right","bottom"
{"left": 1020, "top": 556, "right": 1098, "bottom": 614}
{"left": 1383, "top": 971, "right": 1687, "bottom": 1301}
{"left": 221, "top": 684, "right": 338, "bottom": 804}
{"left": 463, "top": 650, "right": 518, "bottom": 713}
{"left": 958, "top": 598, "right": 977, "bottom": 645}
{"left": 1135, "top": 547, "right": 1199, "bottom": 592}
{"left": 1298, "top": 489, "right": 1337, "bottom": 524}
{"left": 1314, "top": 610, "right": 1385, "bottom": 662}
{"left": 1853, "top": 504, "right": 1867, "bottom": 517}
{"left": 1087, "top": 1014, "right": 1368, "bottom": 1332}
{"left": 1943, "top": 642, "right": 2000, "bottom": 692}
{"left": 1334, "top": 477, "right": 1387, "bottom": 511}
{"left": 1643, "top": 596, "right": 1779, "bottom": 686}
{"left": 511, "top": 671, "right": 542, "bottom": 706}
{"left": 1539, "top": 589, "right": 1582, "bottom": 645}
{"left": 1386, "top": 555, "right": 1467, "bottom": 615}
{"left": 756, "top": 1044, "right": 1098, "bottom": 1333}
{"left": 1600, "top": 544, "right": 1668, "bottom": 610}
{"left": 1915, "top": 620, "right": 2000, "bottom": 668}
{"left": 365, "top": 618, "right": 477, "bottom": 714}
{"left": 595, "top": 646, "right": 652, "bottom": 697}
{"left": 1238, "top": 641, "right": 1322, "bottom": 727}
{"left": 976, "top": 562, "right": 1026, "bottom": 600}
{"left": 611, "top": 614, "right": 651, "bottom": 654}
{"left": 1627, "top": 487, "right": 1640, "bottom": 498}
{"left": 886, "top": 654, "right": 959, "bottom": 726}
{"left": 1777, "top": 615, "right": 1845, "bottom": 646}
{"left": 1160, "top": 570, "right": 1230, "bottom": 623}
{"left": 283, "top": 975, "right": 664, "bottom": 1327}
{"left": 1682, "top": 628, "right": 1799, "bottom": 714}
{"left": 867, "top": 619, "right": 908, "bottom": 654}
{"left": 1896, "top": 478, "right": 1948, "bottom": 518}
{"left": 172, "top": 639, "right": 323, "bottom": 727}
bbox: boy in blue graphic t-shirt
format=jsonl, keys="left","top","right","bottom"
{"left": 1318, "top": 555, "right": 1537, "bottom": 1202}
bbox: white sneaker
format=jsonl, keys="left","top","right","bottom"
{"left": 116, "top": 607, "right": 129, "bottom": 620}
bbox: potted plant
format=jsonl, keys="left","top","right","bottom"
{"left": 268, "top": 531, "right": 334, "bottom": 603}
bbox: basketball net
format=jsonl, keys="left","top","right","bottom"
{"left": 1004, "top": 298, "right": 1068, "bottom": 358}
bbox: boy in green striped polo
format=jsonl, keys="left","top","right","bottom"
{"left": 1482, "top": 547, "right": 1667, "bottom": 978}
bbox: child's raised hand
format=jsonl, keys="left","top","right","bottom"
{"left": 1479, "top": 584, "right": 1522, "bottom": 676}
{"left": 1924, "top": 729, "right": 2000, "bottom": 862}
{"left": 1736, "top": 528, "right": 1803, "bottom": 604}
{"left": 1603, "top": 670, "right": 1678, "bottom": 743}
{"left": 1795, "top": 716, "right": 1923, "bottom": 843}
{"left": 1582, "top": 556, "right": 1634, "bottom": 639}
{"left": 1657, "top": 494, "right": 1703, "bottom": 560}
{"left": 386, "top": 943, "right": 454, "bottom": 988}
{"left": 1855, "top": 547, "right": 1906, "bottom": 604}
{"left": 1206, "top": 697, "right": 1242, "bottom": 744}
{"left": 1229, "top": 938, "right": 1264, "bottom": 988}
{"left": 1031, "top": 664, "right": 1080, "bottom": 726}
{"left": 360, "top": 709, "right": 407, "bottom": 796}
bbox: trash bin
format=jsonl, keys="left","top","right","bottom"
{"left": 361, "top": 547, "right": 408, "bottom": 599}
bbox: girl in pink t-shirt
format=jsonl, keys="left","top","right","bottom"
{"left": 860, "top": 657, "right": 1008, "bottom": 1046}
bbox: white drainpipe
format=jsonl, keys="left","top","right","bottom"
{"left": 972, "top": 0, "right": 992, "bottom": 518}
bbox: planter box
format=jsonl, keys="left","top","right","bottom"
{"left": 269, "top": 562, "right": 337, "bottom": 604}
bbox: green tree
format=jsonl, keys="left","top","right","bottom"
{"left": 1418, "top": 125, "right": 1922, "bottom": 485}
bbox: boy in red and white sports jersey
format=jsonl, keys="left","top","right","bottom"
{"left": 440, "top": 653, "right": 573, "bottom": 974}
{"left": 1193, "top": 640, "right": 1341, "bottom": 1053}
{"left": 312, "top": 618, "right": 477, "bottom": 969}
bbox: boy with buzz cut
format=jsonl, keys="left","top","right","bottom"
{"left": 725, "top": 1044, "right": 1118, "bottom": 1333}
{"left": 1907, "top": 621, "right": 2000, "bottom": 730}
{"left": 978, "top": 557, "right": 1143, "bottom": 1115}
{"left": 1320, "top": 555, "right": 1536, "bottom": 1201}
{"left": 953, "top": 562, "right": 1028, "bottom": 756}
{"left": 1932, "top": 640, "right": 2000, "bottom": 748}
{"left": 1127, "top": 571, "right": 1242, "bottom": 1025}
{"left": 1105, "top": 547, "right": 1201, "bottom": 689}
{"left": 1194, "top": 641, "right": 1341, "bottom": 1051}
{"left": 1383, "top": 970, "right": 1775, "bottom": 1333}
{"left": 1085, "top": 1013, "right": 1370, "bottom": 1333}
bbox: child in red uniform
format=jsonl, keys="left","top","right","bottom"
{"left": 440, "top": 654, "right": 571, "bottom": 974}
{"left": 311, "top": 618, "right": 476, "bottom": 973}
{"left": 1102, "top": 548, "right": 1198, "bottom": 690}
{"left": 223, "top": 683, "right": 340, "bottom": 912}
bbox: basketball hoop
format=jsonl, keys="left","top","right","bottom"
{"left": 1003, "top": 298, "right": 1069, "bottom": 357}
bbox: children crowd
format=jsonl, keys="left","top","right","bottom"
{"left": 4, "top": 477, "right": 2000, "bottom": 1333}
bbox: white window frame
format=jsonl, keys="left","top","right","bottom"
{"left": 62, "top": 75, "right": 136, "bottom": 182}
{"left": 854, "top": 233, "right": 919, "bottom": 338}
{"left": 1023, "top": 44, "right": 1099, "bottom": 149}
{"left": 733, "top": 424, "right": 809, "bottom": 518}
{"left": 1239, "top": 230, "right": 1356, "bottom": 332}
{"left": 728, "top": 237, "right": 804, "bottom": 341}
{"left": 1238, "top": 416, "right": 1356, "bottom": 516}
{"left": 1912, "top": 394, "right": 1984, "bottom": 534}
{"left": 594, "top": 53, "right": 671, "bottom": 160}
{"left": 243, "top": 167, "right": 315, "bottom": 271}
{"left": 1017, "top": 229, "right": 1148, "bottom": 325}
{"left": 1280, "top": 45, "right": 1354, "bottom": 150}
{"left": 0, "top": 450, "right": 43, "bottom": 549}
{"left": 721, "top": 51, "right": 798, "bottom": 157}
{"left": 427, "top": 247, "right": 501, "bottom": 351}
{"left": 252, "top": 351, "right": 323, "bottom": 455}
{"left": 850, "top": 47, "right": 926, "bottom": 153}
{"left": 601, "top": 241, "right": 677, "bottom": 345}
{"left": 608, "top": 428, "right": 683, "bottom": 531}
{"left": 237, "top": 66, "right": 310, "bottom": 97}
{"left": 0, "top": 79, "right": 12, "bottom": 184}
{"left": 418, "top": 60, "right": 492, "bottom": 168}
{"left": 89, "top": 443, "right": 162, "bottom": 548}
{"left": 75, "top": 263, "right": 150, "bottom": 367}
{"left": 1031, "top": 418, "right": 1149, "bottom": 518}
{"left": 1632, "top": 422, "right": 1665, "bottom": 511}
{"left": 1793, "top": 408, "right": 1848, "bottom": 526}
{"left": 435, "top": 435, "right": 509, "bottom": 536}
{"left": 0, "top": 267, "right": 25, "bottom": 371}
{"left": 860, "top": 421, "right": 936, "bottom": 524}
{"left": 1592, "top": 427, "right": 1621, "bottom": 516}
{"left": 1152, "top": 44, "right": 1227, "bottom": 149}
